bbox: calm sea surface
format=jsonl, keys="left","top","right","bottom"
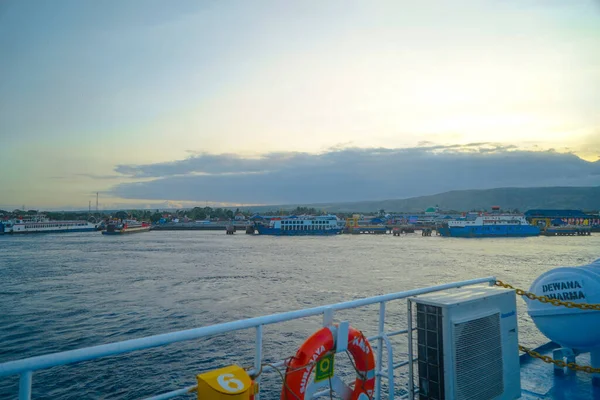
{"left": 1, "top": 231, "right": 599, "bottom": 399}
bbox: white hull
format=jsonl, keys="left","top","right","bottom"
{"left": 8, "top": 221, "right": 97, "bottom": 234}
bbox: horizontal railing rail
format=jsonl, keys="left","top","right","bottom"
{"left": 0, "top": 276, "right": 496, "bottom": 400}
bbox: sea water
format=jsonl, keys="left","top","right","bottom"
{"left": 1, "top": 231, "right": 598, "bottom": 399}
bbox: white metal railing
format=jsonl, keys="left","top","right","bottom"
{"left": 0, "top": 277, "right": 497, "bottom": 400}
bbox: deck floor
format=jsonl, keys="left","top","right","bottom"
{"left": 520, "top": 342, "right": 600, "bottom": 399}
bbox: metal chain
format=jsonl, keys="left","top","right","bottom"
{"left": 519, "top": 345, "right": 600, "bottom": 373}
{"left": 496, "top": 280, "right": 600, "bottom": 373}
{"left": 495, "top": 280, "right": 600, "bottom": 310}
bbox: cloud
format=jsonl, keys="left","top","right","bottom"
{"left": 114, "top": 143, "right": 523, "bottom": 178}
{"left": 75, "top": 173, "right": 124, "bottom": 180}
{"left": 109, "top": 144, "right": 600, "bottom": 204}
{"left": 581, "top": 130, "right": 600, "bottom": 161}
{"left": 97, "top": 200, "right": 252, "bottom": 211}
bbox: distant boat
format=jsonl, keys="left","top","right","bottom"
{"left": 438, "top": 215, "right": 540, "bottom": 237}
{"left": 255, "top": 215, "right": 342, "bottom": 236}
{"left": 1, "top": 216, "right": 97, "bottom": 234}
{"left": 101, "top": 220, "right": 151, "bottom": 235}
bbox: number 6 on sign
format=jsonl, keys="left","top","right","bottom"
{"left": 217, "top": 373, "right": 245, "bottom": 392}
{"left": 197, "top": 365, "right": 252, "bottom": 399}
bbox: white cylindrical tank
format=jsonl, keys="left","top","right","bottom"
{"left": 528, "top": 259, "right": 600, "bottom": 350}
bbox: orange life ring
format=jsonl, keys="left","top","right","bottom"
{"left": 281, "top": 325, "right": 375, "bottom": 400}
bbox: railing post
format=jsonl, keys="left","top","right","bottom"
{"left": 407, "top": 300, "right": 414, "bottom": 400}
{"left": 323, "top": 308, "right": 334, "bottom": 327}
{"left": 254, "top": 325, "right": 263, "bottom": 400}
{"left": 374, "top": 302, "right": 385, "bottom": 400}
{"left": 19, "top": 370, "right": 32, "bottom": 400}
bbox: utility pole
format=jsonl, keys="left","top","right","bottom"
{"left": 96, "top": 192, "right": 99, "bottom": 212}
{"left": 89, "top": 201, "right": 91, "bottom": 213}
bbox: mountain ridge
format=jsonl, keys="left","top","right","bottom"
{"left": 256, "top": 186, "right": 600, "bottom": 213}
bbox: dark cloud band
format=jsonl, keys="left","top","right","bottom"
{"left": 110, "top": 145, "right": 600, "bottom": 204}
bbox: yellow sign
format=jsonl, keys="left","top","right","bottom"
{"left": 197, "top": 365, "right": 252, "bottom": 400}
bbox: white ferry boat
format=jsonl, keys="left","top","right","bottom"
{"left": 2, "top": 216, "right": 97, "bottom": 234}
{"left": 2, "top": 259, "right": 600, "bottom": 399}
{"left": 256, "top": 215, "right": 343, "bottom": 236}
{"left": 439, "top": 215, "right": 540, "bottom": 238}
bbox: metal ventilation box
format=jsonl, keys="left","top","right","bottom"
{"left": 409, "top": 286, "right": 520, "bottom": 400}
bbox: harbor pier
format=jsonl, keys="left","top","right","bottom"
{"left": 151, "top": 222, "right": 249, "bottom": 231}
{"left": 542, "top": 227, "right": 592, "bottom": 236}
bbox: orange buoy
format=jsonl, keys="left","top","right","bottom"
{"left": 281, "top": 325, "right": 375, "bottom": 400}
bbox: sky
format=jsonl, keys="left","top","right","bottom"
{"left": 1, "top": 0, "right": 599, "bottom": 210}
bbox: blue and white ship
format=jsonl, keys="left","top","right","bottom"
{"left": 256, "top": 215, "right": 343, "bottom": 236}
{"left": 0, "top": 219, "right": 11, "bottom": 235}
{"left": 439, "top": 214, "right": 540, "bottom": 238}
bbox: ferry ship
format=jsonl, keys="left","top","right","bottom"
{"left": 101, "top": 219, "right": 151, "bottom": 235}
{"left": 439, "top": 214, "right": 540, "bottom": 237}
{"left": 255, "top": 215, "right": 343, "bottom": 236}
{"left": 2, "top": 259, "right": 600, "bottom": 399}
{"left": 0, "top": 220, "right": 10, "bottom": 234}
{"left": 0, "top": 217, "right": 97, "bottom": 234}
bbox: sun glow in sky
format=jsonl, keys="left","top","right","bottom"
{"left": 0, "top": 0, "right": 599, "bottom": 209}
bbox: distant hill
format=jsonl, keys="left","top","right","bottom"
{"left": 252, "top": 186, "right": 600, "bottom": 213}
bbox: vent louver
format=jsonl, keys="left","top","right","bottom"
{"left": 453, "top": 313, "right": 503, "bottom": 400}
{"left": 417, "top": 304, "right": 445, "bottom": 400}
